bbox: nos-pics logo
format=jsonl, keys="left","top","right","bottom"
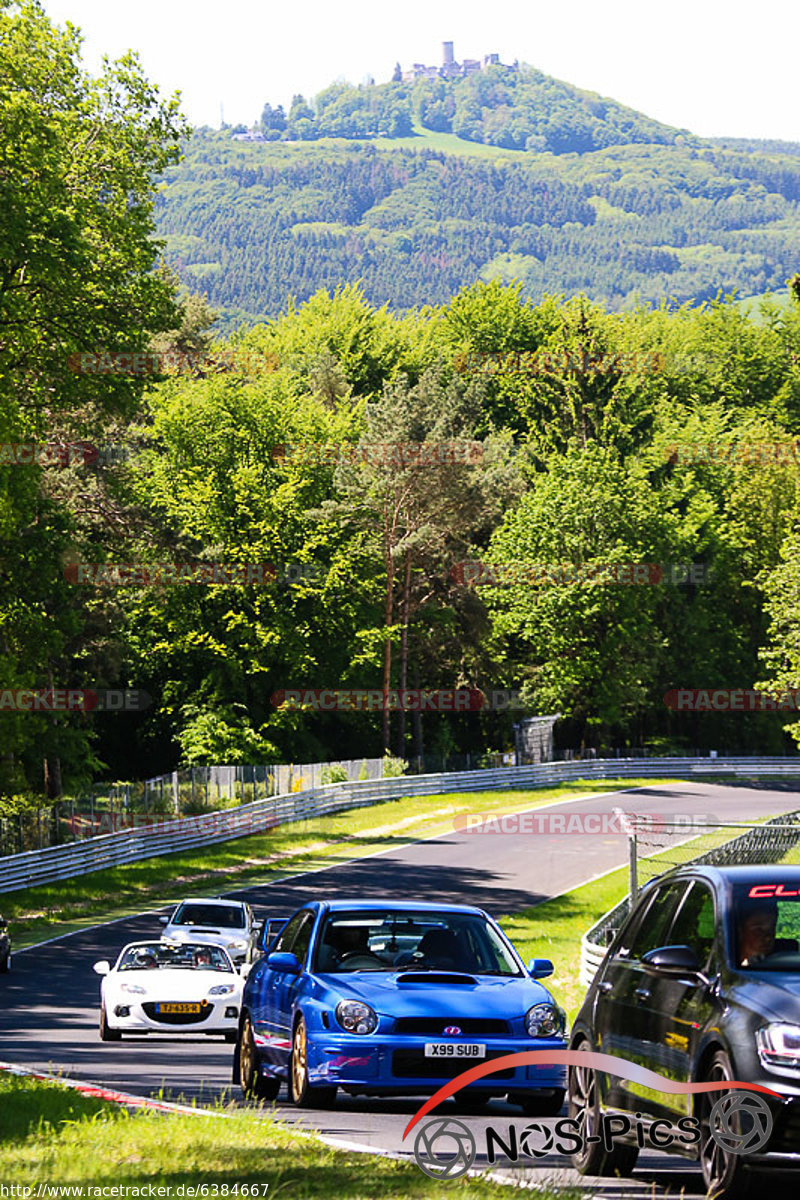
{"left": 406, "top": 1052, "right": 777, "bottom": 1182}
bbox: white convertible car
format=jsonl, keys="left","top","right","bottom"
{"left": 94, "top": 940, "right": 243, "bottom": 1041}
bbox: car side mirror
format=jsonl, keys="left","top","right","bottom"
{"left": 528, "top": 958, "right": 554, "bottom": 979}
{"left": 266, "top": 951, "right": 301, "bottom": 974}
{"left": 93, "top": 961, "right": 110, "bottom": 975}
{"left": 158, "top": 916, "right": 169, "bottom": 924}
{"left": 641, "top": 945, "right": 702, "bottom": 977}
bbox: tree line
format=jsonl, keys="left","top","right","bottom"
{"left": 4, "top": 1, "right": 800, "bottom": 806}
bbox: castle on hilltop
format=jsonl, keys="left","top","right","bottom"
{"left": 402, "top": 42, "right": 514, "bottom": 83}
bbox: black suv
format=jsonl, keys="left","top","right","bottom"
{"left": 569, "top": 864, "right": 800, "bottom": 1196}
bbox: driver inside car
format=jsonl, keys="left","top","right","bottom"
{"left": 737, "top": 899, "right": 799, "bottom": 967}
{"left": 737, "top": 900, "right": 781, "bottom": 966}
{"left": 318, "top": 923, "right": 371, "bottom": 970}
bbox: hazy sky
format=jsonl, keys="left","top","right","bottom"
{"left": 42, "top": 0, "right": 799, "bottom": 142}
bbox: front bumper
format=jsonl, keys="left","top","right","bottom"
{"left": 107, "top": 1000, "right": 239, "bottom": 1033}
{"left": 260, "top": 1032, "right": 567, "bottom": 1095}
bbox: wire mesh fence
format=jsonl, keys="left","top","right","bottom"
{"left": 0, "top": 757, "right": 397, "bottom": 856}
{"left": 629, "top": 811, "right": 800, "bottom": 892}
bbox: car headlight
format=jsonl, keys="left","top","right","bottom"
{"left": 335, "top": 1000, "right": 378, "bottom": 1035}
{"left": 226, "top": 939, "right": 247, "bottom": 950}
{"left": 525, "top": 1003, "right": 565, "bottom": 1038}
{"left": 757, "top": 1023, "right": 800, "bottom": 1073}
{"left": 208, "top": 984, "right": 235, "bottom": 996}
{"left": 120, "top": 983, "right": 147, "bottom": 995}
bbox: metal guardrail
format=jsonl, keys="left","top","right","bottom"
{"left": 2, "top": 755, "right": 800, "bottom": 896}
{"left": 579, "top": 806, "right": 800, "bottom": 988}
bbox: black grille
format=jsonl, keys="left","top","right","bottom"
{"left": 394, "top": 1017, "right": 509, "bottom": 1035}
{"left": 392, "top": 1049, "right": 515, "bottom": 1080}
{"left": 768, "top": 1100, "right": 800, "bottom": 1153}
{"left": 142, "top": 1002, "right": 213, "bottom": 1025}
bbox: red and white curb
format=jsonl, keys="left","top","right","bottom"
{"left": 0, "top": 1059, "right": 223, "bottom": 1117}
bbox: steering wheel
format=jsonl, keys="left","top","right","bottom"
{"left": 338, "top": 952, "right": 384, "bottom": 969}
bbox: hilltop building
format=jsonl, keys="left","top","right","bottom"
{"left": 402, "top": 43, "right": 509, "bottom": 83}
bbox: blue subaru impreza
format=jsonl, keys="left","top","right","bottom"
{"left": 233, "top": 899, "right": 567, "bottom": 1112}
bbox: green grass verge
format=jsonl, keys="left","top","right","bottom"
{"left": 0, "top": 1074, "right": 575, "bottom": 1196}
{"left": 4, "top": 779, "right": 678, "bottom": 949}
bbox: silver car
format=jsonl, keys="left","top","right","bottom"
{"left": 160, "top": 897, "right": 255, "bottom": 964}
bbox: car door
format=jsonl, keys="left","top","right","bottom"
{"left": 595, "top": 880, "right": 690, "bottom": 1115}
{"left": 263, "top": 910, "right": 316, "bottom": 1072}
{"left": 634, "top": 880, "right": 719, "bottom": 1120}
{"left": 250, "top": 910, "right": 309, "bottom": 1067}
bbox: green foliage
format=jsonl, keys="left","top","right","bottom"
{"left": 155, "top": 126, "right": 800, "bottom": 325}
{"left": 381, "top": 755, "right": 407, "bottom": 777}
{"left": 320, "top": 763, "right": 349, "bottom": 784}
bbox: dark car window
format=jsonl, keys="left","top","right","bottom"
{"left": 289, "top": 912, "right": 315, "bottom": 966}
{"left": 312, "top": 909, "right": 522, "bottom": 975}
{"left": 273, "top": 910, "right": 314, "bottom": 962}
{"left": 171, "top": 903, "right": 245, "bottom": 928}
{"left": 626, "top": 883, "right": 689, "bottom": 961}
{"left": 732, "top": 883, "right": 800, "bottom": 970}
{"left": 665, "top": 881, "right": 717, "bottom": 969}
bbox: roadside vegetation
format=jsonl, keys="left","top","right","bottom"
{"left": 0, "top": 1073, "right": 576, "bottom": 1197}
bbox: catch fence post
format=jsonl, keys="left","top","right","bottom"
{"left": 629, "top": 833, "right": 638, "bottom": 902}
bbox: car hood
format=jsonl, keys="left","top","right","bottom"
{"left": 732, "top": 972, "right": 800, "bottom": 1022}
{"left": 165, "top": 927, "right": 246, "bottom": 940}
{"left": 108, "top": 969, "right": 242, "bottom": 1000}
{"left": 315, "top": 971, "right": 554, "bottom": 1018}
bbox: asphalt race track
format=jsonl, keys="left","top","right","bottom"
{"left": 3, "top": 780, "right": 800, "bottom": 1195}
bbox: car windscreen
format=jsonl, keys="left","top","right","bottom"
{"left": 170, "top": 904, "right": 245, "bottom": 928}
{"left": 313, "top": 910, "right": 522, "bottom": 975}
{"left": 118, "top": 943, "right": 233, "bottom": 971}
{"left": 732, "top": 884, "right": 800, "bottom": 970}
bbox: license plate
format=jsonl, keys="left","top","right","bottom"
{"left": 424, "top": 1042, "right": 486, "bottom": 1058}
{"left": 156, "top": 1002, "right": 202, "bottom": 1014}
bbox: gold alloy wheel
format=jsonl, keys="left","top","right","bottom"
{"left": 240, "top": 1017, "right": 255, "bottom": 1090}
{"left": 292, "top": 1017, "right": 308, "bottom": 1101}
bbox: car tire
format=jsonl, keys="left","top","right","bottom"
{"left": 238, "top": 1014, "right": 280, "bottom": 1101}
{"left": 289, "top": 1015, "right": 337, "bottom": 1109}
{"left": 99, "top": 1004, "right": 122, "bottom": 1042}
{"left": 568, "top": 1038, "right": 638, "bottom": 1177}
{"left": 698, "top": 1050, "right": 753, "bottom": 1200}
{"left": 510, "top": 1088, "right": 566, "bottom": 1117}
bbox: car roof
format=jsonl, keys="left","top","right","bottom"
{"left": 119, "top": 938, "right": 231, "bottom": 952}
{"left": 171, "top": 897, "right": 245, "bottom": 908}
{"left": 646, "top": 863, "right": 800, "bottom": 889}
{"left": 315, "top": 899, "right": 487, "bottom": 916}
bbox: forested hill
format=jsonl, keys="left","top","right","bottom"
{"left": 154, "top": 68, "right": 800, "bottom": 327}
